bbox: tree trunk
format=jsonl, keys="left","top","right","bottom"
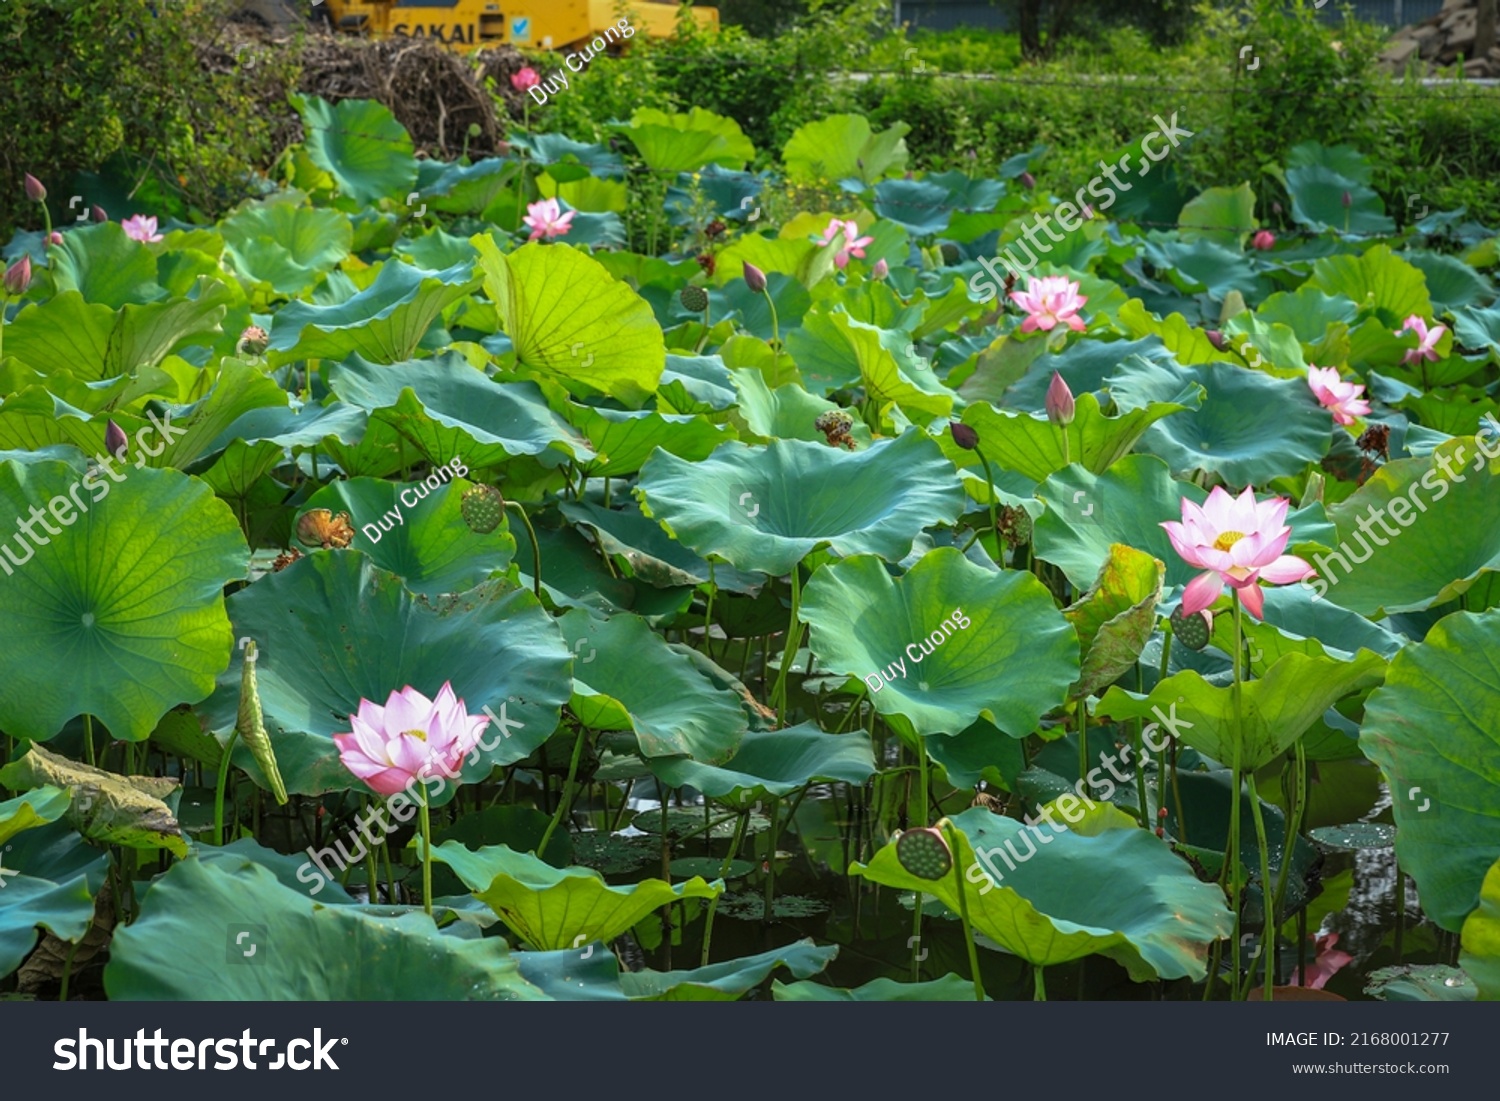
{"left": 1478, "top": 0, "right": 1497, "bottom": 60}
{"left": 1017, "top": 0, "right": 1042, "bottom": 60}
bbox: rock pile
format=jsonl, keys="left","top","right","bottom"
{"left": 1380, "top": 0, "right": 1500, "bottom": 76}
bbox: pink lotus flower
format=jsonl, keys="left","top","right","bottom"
{"left": 1045, "top": 371, "right": 1074, "bottom": 426}
{"left": 511, "top": 67, "right": 541, "bottom": 91}
{"left": 334, "top": 683, "right": 489, "bottom": 796}
{"left": 1161, "top": 486, "right": 1315, "bottom": 620}
{"left": 3, "top": 255, "right": 31, "bottom": 296}
{"left": 1397, "top": 315, "right": 1445, "bottom": 365}
{"left": 522, "top": 197, "right": 575, "bottom": 241}
{"left": 1306, "top": 365, "right": 1371, "bottom": 426}
{"left": 1250, "top": 230, "right": 1276, "bottom": 250}
{"left": 1009, "top": 275, "right": 1087, "bottom": 334}
{"left": 872, "top": 257, "right": 889, "bottom": 281}
{"left": 121, "top": 215, "right": 163, "bottom": 243}
{"left": 821, "top": 218, "right": 874, "bottom": 269}
{"left": 1289, "top": 932, "right": 1354, "bottom": 991}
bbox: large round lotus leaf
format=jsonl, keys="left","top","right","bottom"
{"left": 0, "top": 820, "right": 108, "bottom": 976}
{"left": 851, "top": 807, "right": 1232, "bottom": 978}
{"left": 1098, "top": 648, "right": 1386, "bottom": 772}
{"left": 303, "top": 476, "right": 515, "bottom": 598}
{"left": 1063, "top": 543, "right": 1163, "bottom": 699}
{"left": 474, "top": 237, "right": 665, "bottom": 407}
{"left": 620, "top": 939, "right": 838, "bottom": 1001}
{"left": 786, "top": 311, "right": 956, "bottom": 420}
{"left": 291, "top": 94, "right": 420, "bottom": 205}
{"left": 199, "top": 552, "right": 571, "bottom": 799}
{"left": 0, "top": 460, "right": 246, "bottom": 741}
{"left": 329, "top": 353, "right": 591, "bottom": 470}
{"left": 799, "top": 548, "right": 1078, "bottom": 738}
{"left": 566, "top": 405, "right": 732, "bottom": 478}
{"left": 1319, "top": 435, "right": 1500, "bottom": 616}
{"left": 774, "top": 974, "right": 984, "bottom": 1001}
{"left": 647, "top": 723, "right": 875, "bottom": 799}
{"left": 0, "top": 786, "right": 70, "bottom": 846}
{"left": 924, "top": 719, "right": 1026, "bottom": 790}
{"left": 558, "top": 608, "right": 746, "bottom": 764}
{"left": 559, "top": 500, "right": 762, "bottom": 594}
{"left": 431, "top": 841, "right": 721, "bottom": 950}
{"left": 105, "top": 855, "right": 544, "bottom": 999}
{"left": 782, "top": 114, "right": 909, "bottom": 185}
{"left": 1460, "top": 855, "right": 1500, "bottom": 1000}
{"left": 1361, "top": 609, "right": 1500, "bottom": 931}
{"left": 220, "top": 196, "right": 352, "bottom": 296}
{"left": 1107, "top": 358, "right": 1330, "bottom": 485}
{"left": 619, "top": 106, "right": 755, "bottom": 173}
{"left": 268, "top": 260, "right": 476, "bottom": 366}
{"left": 637, "top": 432, "right": 966, "bottom": 577}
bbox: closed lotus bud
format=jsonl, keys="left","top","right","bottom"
{"left": 47, "top": 231, "right": 62, "bottom": 246}
{"left": 1020, "top": 170, "right": 1036, "bottom": 189}
{"left": 1045, "top": 371, "right": 1075, "bottom": 427}
{"left": 105, "top": 419, "right": 128, "bottom": 459}
{"left": 743, "top": 261, "right": 767, "bottom": 294}
{"left": 1250, "top": 230, "right": 1275, "bottom": 250}
{"left": 950, "top": 421, "right": 979, "bottom": 450}
{"left": 91, "top": 205, "right": 108, "bottom": 223}
{"left": 24, "top": 173, "right": 46, "bottom": 202}
{"left": 237, "top": 325, "right": 270, "bottom": 356}
{"left": 872, "top": 257, "right": 889, "bottom": 280}
{"left": 2, "top": 255, "right": 30, "bottom": 296}
{"left": 1206, "top": 329, "right": 1227, "bottom": 351}
{"left": 1341, "top": 190, "right": 1352, "bottom": 208}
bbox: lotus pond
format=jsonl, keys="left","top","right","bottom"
{"left": 1, "top": 97, "right": 1498, "bottom": 1003}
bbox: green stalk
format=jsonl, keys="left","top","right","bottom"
{"left": 506, "top": 501, "right": 543, "bottom": 598}
{"left": 362, "top": 795, "right": 380, "bottom": 903}
{"left": 1227, "top": 591, "right": 1246, "bottom": 999}
{"left": 942, "top": 821, "right": 986, "bottom": 1002}
{"left": 213, "top": 730, "right": 240, "bottom": 846}
{"left": 1077, "top": 702, "right": 1090, "bottom": 798}
{"left": 538, "top": 725, "right": 587, "bottom": 857}
{"left": 418, "top": 785, "right": 434, "bottom": 918}
{"left": 1272, "top": 738, "right": 1308, "bottom": 921}
{"left": 770, "top": 568, "right": 804, "bottom": 719}
{"left": 701, "top": 808, "right": 750, "bottom": 966}
{"left": 1244, "top": 769, "right": 1276, "bottom": 1001}
{"left": 974, "top": 444, "right": 1002, "bottom": 564}
{"left": 82, "top": 714, "right": 96, "bottom": 768}
{"left": 1033, "top": 964, "right": 1047, "bottom": 1001}
{"left": 761, "top": 287, "right": 780, "bottom": 350}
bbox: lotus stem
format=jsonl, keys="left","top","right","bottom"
{"left": 82, "top": 713, "right": 95, "bottom": 768}
{"left": 1227, "top": 590, "right": 1245, "bottom": 999}
{"left": 702, "top": 807, "right": 751, "bottom": 966}
{"left": 506, "top": 501, "right": 543, "bottom": 598}
{"left": 761, "top": 287, "right": 780, "bottom": 350}
{"left": 1272, "top": 738, "right": 1307, "bottom": 925}
{"left": 213, "top": 729, "right": 240, "bottom": 846}
{"left": 1078, "top": 702, "right": 1090, "bottom": 799}
{"left": 362, "top": 795, "right": 380, "bottom": 903}
{"left": 1033, "top": 963, "right": 1047, "bottom": 1001}
{"left": 974, "top": 444, "right": 1002, "bottom": 564}
{"left": 537, "top": 724, "right": 586, "bottom": 858}
{"left": 1244, "top": 768, "right": 1275, "bottom": 1001}
{"left": 770, "top": 568, "right": 804, "bottom": 720}
{"left": 942, "top": 821, "right": 986, "bottom": 1002}
{"left": 418, "top": 785, "right": 434, "bottom": 918}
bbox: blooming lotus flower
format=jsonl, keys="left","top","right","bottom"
{"left": 2, "top": 255, "right": 30, "bottom": 296}
{"left": 522, "top": 197, "right": 575, "bottom": 241}
{"left": 511, "top": 67, "right": 541, "bottom": 91}
{"left": 1289, "top": 932, "right": 1354, "bottom": 991}
{"left": 821, "top": 218, "right": 874, "bottom": 269}
{"left": 334, "top": 683, "right": 489, "bottom": 796}
{"left": 1009, "top": 275, "right": 1087, "bottom": 334}
{"left": 1250, "top": 230, "right": 1275, "bottom": 250}
{"left": 121, "top": 215, "right": 163, "bottom": 243}
{"left": 1306, "top": 365, "right": 1371, "bottom": 426}
{"left": 1397, "top": 315, "right": 1444, "bottom": 365}
{"left": 1161, "top": 486, "right": 1315, "bottom": 619}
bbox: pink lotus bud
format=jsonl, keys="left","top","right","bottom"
{"left": 510, "top": 67, "right": 540, "bottom": 92}
{"left": 3, "top": 255, "right": 31, "bottom": 296}
{"left": 91, "top": 205, "right": 108, "bottom": 223}
{"left": 24, "top": 174, "right": 46, "bottom": 202}
{"left": 743, "top": 261, "right": 767, "bottom": 294}
{"left": 1206, "top": 329, "right": 1227, "bottom": 351}
{"left": 1019, "top": 171, "right": 1036, "bottom": 189}
{"left": 950, "top": 422, "right": 979, "bottom": 450}
{"left": 105, "top": 419, "right": 128, "bottom": 459}
{"left": 1250, "top": 230, "right": 1275, "bottom": 250}
{"left": 1046, "top": 371, "right": 1075, "bottom": 427}
{"left": 872, "top": 258, "right": 889, "bottom": 280}
{"left": 1341, "top": 190, "right": 1352, "bottom": 208}
{"left": 47, "top": 231, "right": 62, "bottom": 246}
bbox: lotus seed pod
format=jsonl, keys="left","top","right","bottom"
{"left": 999, "top": 504, "right": 1033, "bottom": 546}
{"left": 461, "top": 483, "right": 506, "bottom": 534}
{"left": 679, "top": 285, "right": 709, "bottom": 313}
{"left": 895, "top": 826, "right": 953, "bottom": 881}
{"left": 1170, "top": 604, "right": 1213, "bottom": 651}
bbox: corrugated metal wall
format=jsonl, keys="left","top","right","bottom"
{"left": 891, "top": 1, "right": 1449, "bottom": 33}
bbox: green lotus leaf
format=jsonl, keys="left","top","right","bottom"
{"left": 1256, "top": 286, "right": 1361, "bottom": 345}
{"left": 4, "top": 282, "right": 231, "bottom": 382}
{"left": 221, "top": 195, "right": 353, "bottom": 295}
{"left": 783, "top": 114, "right": 910, "bottom": 185}
{"left": 647, "top": 723, "right": 875, "bottom": 800}
{"left": 417, "top": 157, "right": 519, "bottom": 215}
{"left": 0, "top": 460, "right": 246, "bottom": 741}
{"left": 328, "top": 352, "right": 592, "bottom": 469}
{"left": 618, "top": 106, "right": 754, "bottom": 173}
{"left": 1360, "top": 609, "right": 1500, "bottom": 931}
{"left": 199, "top": 552, "right": 571, "bottom": 798}
{"left": 1364, "top": 964, "right": 1476, "bottom": 1002}
{"left": 1406, "top": 251, "right": 1492, "bottom": 314}
{"left": 786, "top": 310, "right": 956, "bottom": 420}
{"left": 148, "top": 359, "right": 298, "bottom": 471}
{"left": 924, "top": 719, "right": 1026, "bottom": 790}
{"left": 774, "top": 974, "right": 983, "bottom": 1001}
{"left": 48, "top": 221, "right": 161, "bottom": 308}
{"left": 292, "top": 94, "right": 420, "bottom": 205}
{"left": 302, "top": 476, "right": 515, "bottom": 598}
{"left": 268, "top": 260, "right": 476, "bottom": 365}
{"left": 1306, "top": 244, "right": 1430, "bottom": 324}
{"left": 961, "top": 388, "right": 1196, "bottom": 486}
{"left": 1115, "top": 300, "right": 1222, "bottom": 365}
{"left": 567, "top": 405, "right": 733, "bottom": 478}
{"left": 1287, "top": 164, "right": 1394, "bottom": 236}
{"left": 431, "top": 841, "right": 722, "bottom": 950}
{"left": 621, "top": 940, "right": 838, "bottom": 1001}
{"left": 1143, "top": 239, "right": 1263, "bottom": 302}
{"left": 1063, "top": 543, "right": 1164, "bottom": 699}
{"left": 729, "top": 369, "right": 872, "bottom": 448}
{"left": 800, "top": 548, "right": 1078, "bottom": 737}
{"left": 1097, "top": 649, "right": 1386, "bottom": 771}
{"left": 475, "top": 237, "right": 665, "bottom": 406}
{"left": 559, "top": 500, "right": 762, "bottom": 593}
{"left": 1107, "top": 358, "right": 1330, "bottom": 484}
{"left": 851, "top": 807, "right": 1232, "bottom": 978}
{"left": 0, "top": 820, "right": 108, "bottom": 977}
{"left": 558, "top": 608, "right": 746, "bottom": 764}
{"left": 0, "top": 745, "right": 187, "bottom": 856}
{"left": 637, "top": 432, "right": 967, "bottom": 577}
{"left": 1317, "top": 435, "right": 1500, "bottom": 616}
{"left": 105, "top": 856, "right": 543, "bottom": 999}
{"left": 1177, "top": 182, "right": 1257, "bottom": 248}
{"left": 1460, "top": 855, "right": 1500, "bottom": 1000}
{"left": 0, "top": 786, "right": 71, "bottom": 846}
